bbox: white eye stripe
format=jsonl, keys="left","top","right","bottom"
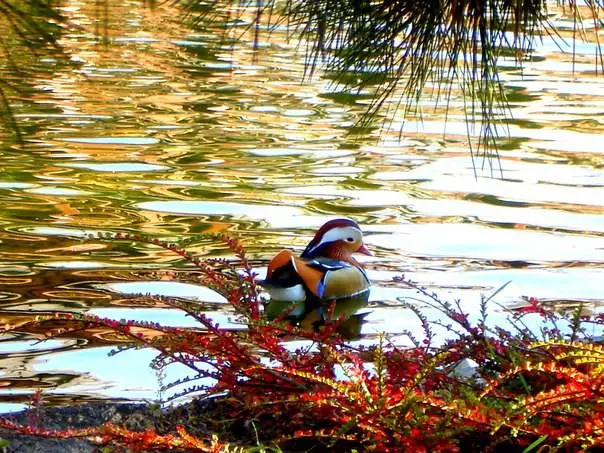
{"left": 311, "top": 226, "right": 361, "bottom": 252}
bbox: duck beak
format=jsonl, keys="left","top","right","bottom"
{"left": 357, "top": 243, "right": 373, "bottom": 256}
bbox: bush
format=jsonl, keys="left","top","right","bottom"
{"left": 0, "top": 233, "right": 602, "bottom": 452}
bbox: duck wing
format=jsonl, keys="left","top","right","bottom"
{"left": 263, "top": 250, "right": 301, "bottom": 286}
{"left": 261, "top": 250, "right": 308, "bottom": 321}
{"left": 262, "top": 250, "right": 306, "bottom": 296}
{"left": 292, "top": 256, "right": 370, "bottom": 301}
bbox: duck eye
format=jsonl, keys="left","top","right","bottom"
{"left": 346, "top": 237, "right": 354, "bottom": 242}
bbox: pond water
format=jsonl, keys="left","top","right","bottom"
{"left": 0, "top": 2, "right": 603, "bottom": 410}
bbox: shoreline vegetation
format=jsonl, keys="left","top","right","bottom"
{"left": 0, "top": 234, "right": 601, "bottom": 452}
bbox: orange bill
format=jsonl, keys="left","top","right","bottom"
{"left": 357, "top": 243, "right": 372, "bottom": 256}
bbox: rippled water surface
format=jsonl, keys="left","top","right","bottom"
{"left": 0, "top": 1, "right": 603, "bottom": 409}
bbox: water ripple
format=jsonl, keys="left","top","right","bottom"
{"left": 0, "top": 1, "right": 602, "bottom": 403}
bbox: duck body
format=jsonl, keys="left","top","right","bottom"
{"left": 261, "top": 219, "right": 371, "bottom": 336}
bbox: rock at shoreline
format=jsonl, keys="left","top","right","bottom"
{"left": 0, "top": 403, "right": 161, "bottom": 453}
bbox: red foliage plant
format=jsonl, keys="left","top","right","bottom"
{"left": 0, "top": 232, "right": 602, "bottom": 452}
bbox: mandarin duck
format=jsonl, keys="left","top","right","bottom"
{"left": 261, "top": 218, "right": 371, "bottom": 337}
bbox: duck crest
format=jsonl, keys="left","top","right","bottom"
{"left": 301, "top": 218, "right": 362, "bottom": 259}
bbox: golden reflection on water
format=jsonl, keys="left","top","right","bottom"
{"left": 0, "top": 0, "right": 602, "bottom": 405}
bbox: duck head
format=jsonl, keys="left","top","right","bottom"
{"left": 301, "top": 218, "right": 371, "bottom": 261}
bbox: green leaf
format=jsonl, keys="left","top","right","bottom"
{"left": 522, "top": 435, "right": 548, "bottom": 453}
